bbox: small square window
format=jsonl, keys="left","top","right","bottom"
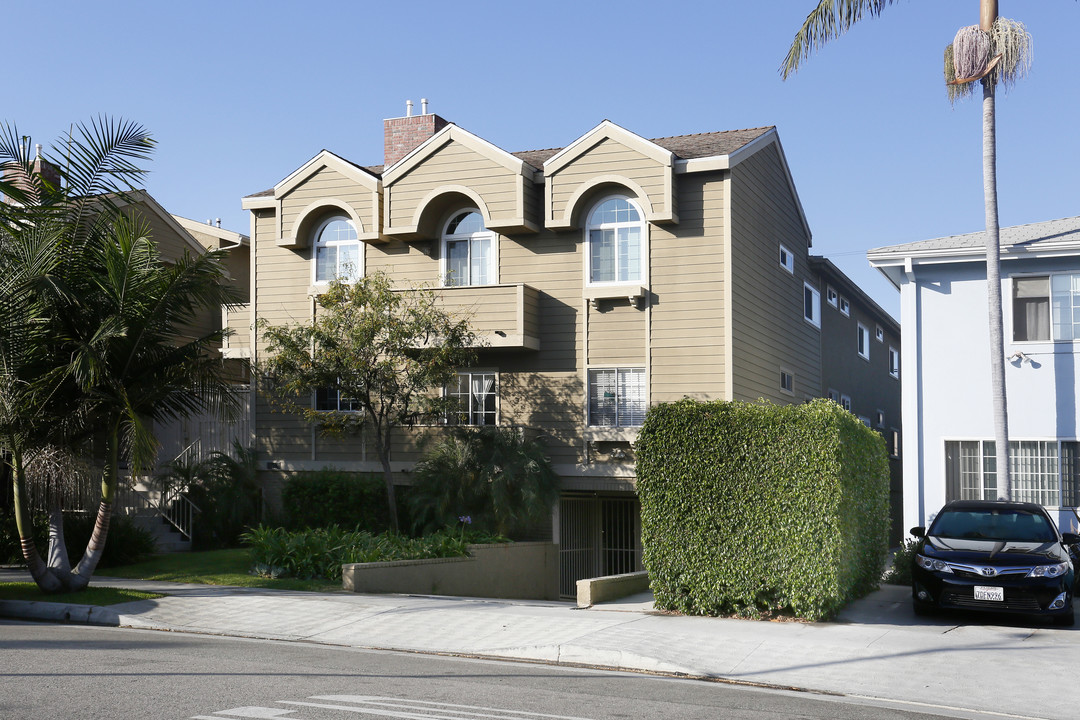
{"left": 839, "top": 296, "right": 850, "bottom": 316}
{"left": 826, "top": 286, "right": 838, "bottom": 308}
{"left": 779, "top": 245, "right": 794, "bottom": 274}
{"left": 780, "top": 370, "right": 794, "bottom": 395}
{"left": 858, "top": 416, "right": 872, "bottom": 427}
{"left": 857, "top": 323, "right": 870, "bottom": 360}
{"left": 840, "top": 394, "right": 852, "bottom": 412}
{"left": 889, "top": 347, "right": 900, "bottom": 379}
{"left": 827, "top": 389, "right": 840, "bottom": 403}
{"left": 875, "top": 325, "right": 884, "bottom": 342}
{"left": 803, "top": 283, "right": 821, "bottom": 328}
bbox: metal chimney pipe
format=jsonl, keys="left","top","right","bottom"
{"left": 421, "top": 98, "right": 429, "bottom": 115}
{"left": 406, "top": 100, "right": 413, "bottom": 117}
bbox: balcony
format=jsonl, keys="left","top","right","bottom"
{"left": 432, "top": 283, "right": 540, "bottom": 351}
{"left": 221, "top": 304, "right": 251, "bottom": 359}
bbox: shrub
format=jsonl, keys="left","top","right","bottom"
{"left": 241, "top": 525, "right": 470, "bottom": 581}
{"left": 636, "top": 398, "right": 890, "bottom": 621}
{"left": 280, "top": 469, "right": 389, "bottom": 533}
{"left": 0, "top": 511, "right": 155, "bottom": 568}
{"left": 883, "top": 539, "right": 919, "bottom": 586}
{"left": 408, "top": 426, "right": 560, "bottom": 537}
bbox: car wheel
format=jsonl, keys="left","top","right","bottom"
{"left": 1053, "top": 609, "right": 1075, "bottom": 627}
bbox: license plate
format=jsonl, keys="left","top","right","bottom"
{"left": 974, "top": 586, "right": 1004, "bottom": 602}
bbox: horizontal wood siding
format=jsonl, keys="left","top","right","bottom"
{"left": 388, "top": 141, "right": 518, "bottom": 228}
{"left": 729, "top": 145, "right": 820, "bottom": 403}
{"left": 549, "top": 138, "right": 668, "bottom": 221}
{"left": 588, "top": 304, "right": 646, "bottom": 365}
{"left": 281, "top": 165, "right": 374, "bottom": 237}
{"left": 366, "top": 237, "right": 442, "bottom": 285}
{"left": 650, "top": 173, "right": 726, "bottom": 403}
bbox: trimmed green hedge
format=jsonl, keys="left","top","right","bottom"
{"left": 636, "top": 398, "right": 889, "bottom": 620}
{"left": 280, "top": 469, "right": 390, "bottom": 533}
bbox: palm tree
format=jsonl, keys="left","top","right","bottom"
{"left": 0, "top": 119, "right": 240, "bottom": 591}
{"left": 782, "top": 1, "right": 1031, "bottom": 501}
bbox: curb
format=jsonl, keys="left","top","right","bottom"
{"left": 0, "top": 600, "right": 119, "bottom": 626}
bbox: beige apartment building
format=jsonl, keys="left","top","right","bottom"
{"left": 233, "top": 108, "right": 899, "bottom": 597}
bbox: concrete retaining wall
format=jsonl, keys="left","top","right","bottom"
{"left": 341, "top": 541, "right": 559, "bottom": 600}
{"left": 576, "top": 570, "right": 650, "bottom": 608}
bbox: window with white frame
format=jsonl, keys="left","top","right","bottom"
{"left": 875, "top": 410, "right": 885, "bottom": 427}
{"left": 446, "top": 371, "right": 497, "bottom": 426}
{"left": 944, "top": 439, "right": 1080, "bottom": 507}
{"left": 827, "top": 388, "right": 841, "bottom": 403}
{"left": 840, "top": 394, "right": 852, "bottom": 412}
{"left": 839, "top": 296, "right": 850, "bottom": 316}
{"left": 888, "top": 429, "right": 901, "bottom": 458}
{"left": 588, "top": 367, "right": 646, "bottom": 427}
{"left": 780, "top": 369, "right": 794, "bottom": 395}
{"left": 857, "top": 323, "right": 870, "bottom": 360}
{"left": 443, "top": 210, "right": 495, "bottom": 287}
{"left": 826, "top": 286, "right": 838, "bottom": 308}
{"left": 889, "top": 347, "right": 900, "bottom": 379}
{"left": 315, "top": 386, "right": 360, "bottom": 413}
{"left": 1012, "top": 273, "right": 1080, "bottom": 342}
{"left": 875, "top": 325, "right": 884, "bottom": 342}
{"left": 779, "top": 244, "right": 794, "bottom": 274}
{"left": 803, "top": 283, "right": 821, "bottom": 328}
{"left": 314, "top": 215, "right": 361, "bottom": 283}
{"left": 587, "top": 196, "right": 644, "bottom": 285}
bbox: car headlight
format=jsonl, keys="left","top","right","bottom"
{"left": 1028, "top": 562, "right": 1069, "bottom": 578}
{"left": 915, "top": 554, "right": 953, "bottom": 573}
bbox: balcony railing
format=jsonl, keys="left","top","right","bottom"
{"left": 429, "top": 283, "right": 540, "bottom": 351}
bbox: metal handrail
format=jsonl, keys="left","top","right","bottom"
{"left": 157, "top": 485, "right": 201, "bottom": 540}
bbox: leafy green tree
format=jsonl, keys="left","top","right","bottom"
{"left": 409, "top": 426, "right": 560, "bottom": 538}
{"left": 783, "top": 1, "right": 1031, "bottom": 499}
{"left": 0, "top": 119, "right": 240, "bottom": 592}
{"left": 259, "top": 272, "right": 478, "bottom": 534}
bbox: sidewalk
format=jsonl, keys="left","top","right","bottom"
{"left": 2, "top": 568, "right": 1077, "bottom": 720}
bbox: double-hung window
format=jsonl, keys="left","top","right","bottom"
{"left": 1013, "top": 273, "right": 1080, "bottom": 342}
{"left": 443, "top": 211, "right": 495, "bottom": 287}
{"left": 857, "top": 323, "right": 870, "bottom": 360}
{"left": 315, "top": 386, "right": 360, "bottom": 413}
{"left": 588, "top": 368, "right": 646, "bottom": 427}
{"left": 803, "top": 282, "right": 821, "bottom": 328}
{"left": 314, "top": 215, "right": 361, "bottom": 283}
{"left": 447, "top": 371, "right": 496, "bottom": 426}
{"left": 587, "top": 197, "right": 644, "bottom": 285}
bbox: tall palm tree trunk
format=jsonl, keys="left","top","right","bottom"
{"left": 980, "top": 1, "right": 1011, "bottom": 500}
{"left": 10, "top": 446, "right": 63, "bottom": 592}
{"left": 69, "top": 422, "right": 120, "bottom": 589}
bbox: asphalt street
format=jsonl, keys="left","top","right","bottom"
{"left": 1, "top": 620, "right": 965, "bottom": 720}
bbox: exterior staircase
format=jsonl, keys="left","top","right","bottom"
{"left": 115, "top": 482, "right": 199, "bottom": 554}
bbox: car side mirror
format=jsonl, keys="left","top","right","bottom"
{"left": 910, "top": 526, "right": 926, "bottom": 538}
{"left": 1062, "top": 532, "right": 1080, "bottom": 545}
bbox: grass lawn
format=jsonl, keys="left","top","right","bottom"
{"left": 100, "top": 548, "right": 342, "bottom": 593}
{"left": 0, "top": 583, "right": 163, "bottom": 605}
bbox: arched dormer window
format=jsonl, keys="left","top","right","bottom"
{"left": 442, "top": 210, "right": 496, "bottom": 287}
{"left": 586, "top": 196, "right": 644, "bottom": 285}
{"left": 313, "top": 215, "right": 361, "bottom": 284}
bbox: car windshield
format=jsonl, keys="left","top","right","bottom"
{"left": 929, "top": 508, "right": 1057, "bottom": 542}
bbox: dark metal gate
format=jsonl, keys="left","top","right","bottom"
{"left": 558, "top": 495, "right": 642, "bottom": 599}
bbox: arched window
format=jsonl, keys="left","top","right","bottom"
{"left": 586, "top": 196, "right": 644, "bottom": 284}
{"left": 313, "top": 215, "right": 360, "bottom": 283}
{"left": 442, "top": 210, "right": 495, "bottom": 286}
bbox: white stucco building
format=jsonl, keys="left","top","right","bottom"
{"left": 869, "top": 216, "right": 1080, "bottom": 533}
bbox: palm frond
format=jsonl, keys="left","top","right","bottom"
{"left": 781, "top": 0, "right": 897, "bottom": 79}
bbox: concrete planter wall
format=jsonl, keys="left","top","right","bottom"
{"left": 341, "top": 541, "right": 559, "bottom": 601}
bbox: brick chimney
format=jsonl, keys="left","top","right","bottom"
{"left": 383, "top": 99, "right": 448, "bottom": 168}
{"left": 2, "top": 143, "right": 61, "bottom": 203}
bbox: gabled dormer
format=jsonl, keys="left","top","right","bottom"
{"left": 271, "top": 150, "right": 382, "bottom": 249}
{"left": 543, "top": 120, "right": 678, "bottom": 231}
{"left": 381, "top": 124, "right": 540, "bottom": 239}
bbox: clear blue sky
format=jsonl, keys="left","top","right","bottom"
{"left": 8, "top": 1, "right": 1078, "bottom": 318}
